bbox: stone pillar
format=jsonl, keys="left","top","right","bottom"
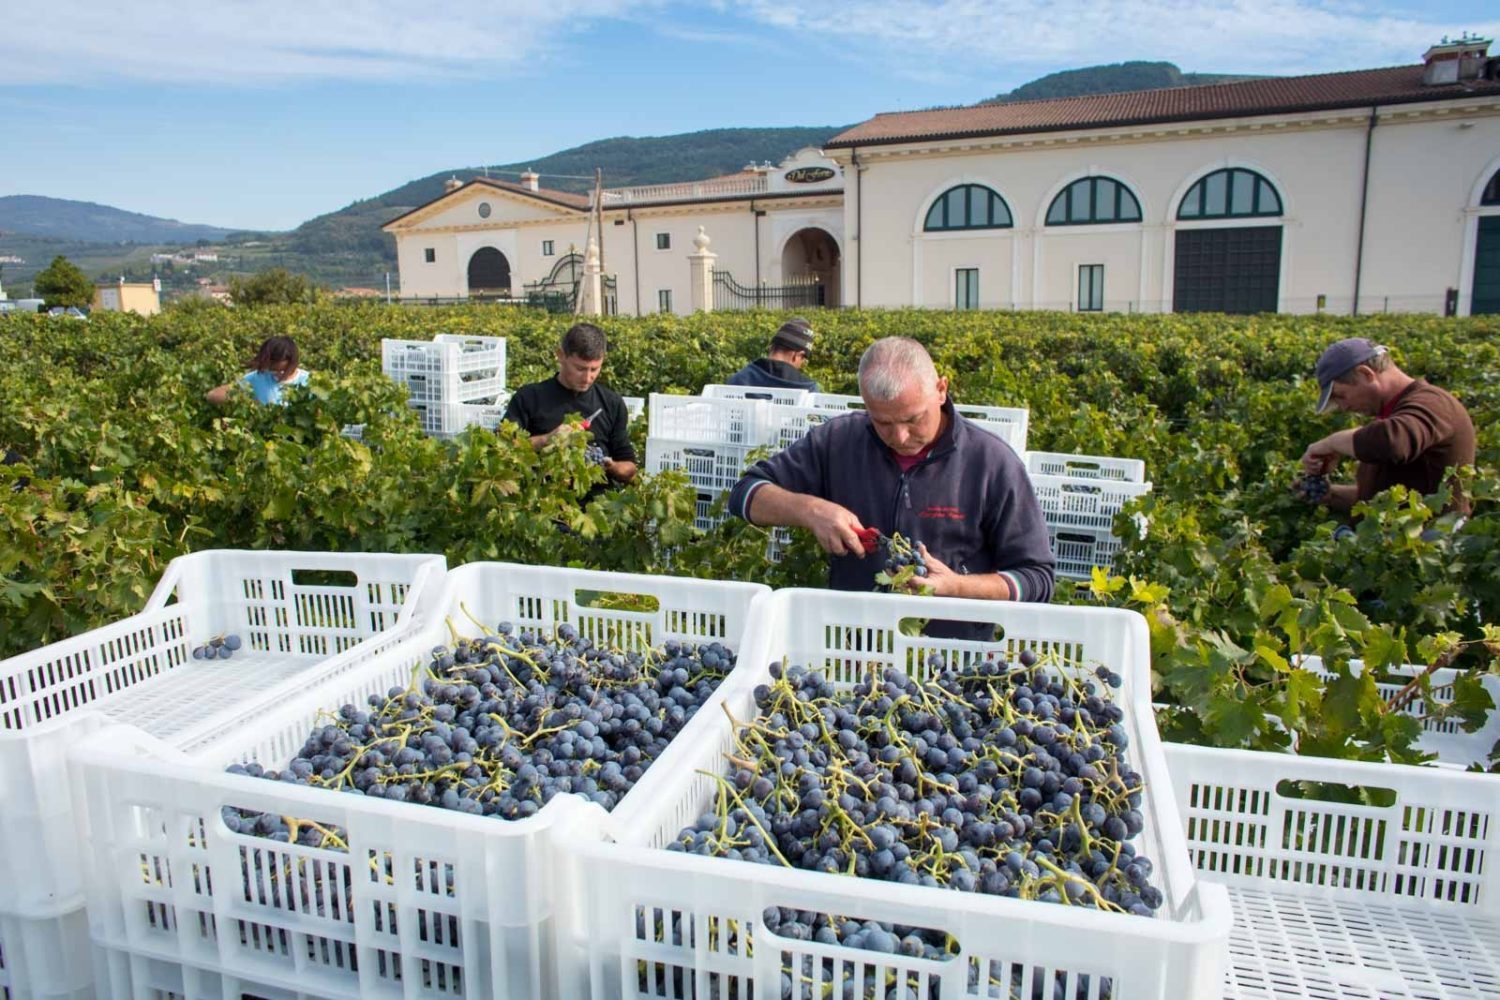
{"left": 688, "top": 226, "right": 716, "bottom": 313}
{"left": 578, "top": 236, "right": 603, "bottom": 316}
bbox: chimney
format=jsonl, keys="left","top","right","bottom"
{"left": 1422, "top": 34, "right": 1492, "bottom": 85}
{"left": 443, "top": 176, "right": 462, "bottom": 193}
{"left": 520, "top": 169, "right": 540, "bottom": 192}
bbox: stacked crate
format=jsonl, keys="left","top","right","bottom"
{"left": 645, "top": 392, "right": 780, "bottom": 532}
{"left": 0, "top": 551, "right": 445, "bottom": 1000}
{"left": 381, "top": 333, "right": 508, "bottom": 438}
{"left": 1023, "top": 451, "right": 1151, "bottom": 581}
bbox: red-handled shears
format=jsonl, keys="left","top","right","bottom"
{"left": 581, "top": 407, "right": 603, "bottom": 430}
{"left": 855, "top": 527, "right": 881, "bottom": 554}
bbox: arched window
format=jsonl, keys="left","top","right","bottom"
{"left": 924, "top": 184, "right": 1013, "bottom": 231}
{"left": 1483, "top": 169, "right": 1500, "bottom": 206}
{"left": 1177, "top": 168, "right": 1282, "bottom": 220}
{"left": 1046, "top": 176, "right": 1142, "bottom": 225}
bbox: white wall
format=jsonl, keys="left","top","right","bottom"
{"left": 835, "top": 102, "right": 1500, "bottom": 314}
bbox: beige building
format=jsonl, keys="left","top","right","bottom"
{"left": 92, "top": 278, "right": 161, "bottom": 317}
{"left": 383, "top": 148, "right": 844, "bottom": 314}
{"left": 387, "top": 38, "right": 1500, "bottom": 317}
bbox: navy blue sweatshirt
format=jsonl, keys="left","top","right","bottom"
{"left": 728, "top": 398, "right": 1055, "bottom": 636}
{"left": 724, "top": 358, "right": 820, "bottom": 392}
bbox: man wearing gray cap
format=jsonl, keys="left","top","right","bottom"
{"left": 1300, "top": 338, "right": 1474, "bottom": 514}
{"left": 724, "top": 317, "right": 820, "bottom": 392}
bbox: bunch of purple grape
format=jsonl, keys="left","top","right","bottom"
{"left": 1293, "top": 473, "right": 1330, "bottom": 503}
{"left": 192, "top": 634, "right": 242, "bottom": 660}
{"left": 584, "top": 442, "right": 608, "bottom": 466}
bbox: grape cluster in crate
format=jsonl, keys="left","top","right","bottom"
{"left": 671, "top": 650, "right": 1160, "bottom": 955}
{"left": 225, "top": 620, "right": 739, "bottom": 846}
{"left": 190, "top": 632, "right": 242, "bottom": 660}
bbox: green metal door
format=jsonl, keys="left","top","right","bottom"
{"left": 1473, "top": 216, "right": 1500, "bottom": 315}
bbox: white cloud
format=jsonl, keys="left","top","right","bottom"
{"left": 1, "top": 0, "right": 655, "bottom": 84}
{"left": 728, "top": 0, "right": 1500, "bottom": 78}
{"left": 6, "top": 0, "right": 1495, "bottom": 87}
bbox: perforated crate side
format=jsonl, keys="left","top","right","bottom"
{"left": 1163, "top": 743, "right": 1499, "bottom": 1000}
{"left": 702, "top": 383, "right": 812, "bottom": 407}
{"left": 1031, "top": 475, "right": 1153, "bottom": 533}
{"left": 646, "top": 394, "right": 774, "bottom": 447}
{"left": 1295, "top": 657, "right": 1500, "bottom": 768}
{"left": 645, "top": 437, "right": 755, "bottom": 496}
{"left": 1049, "top": 525, "right": 1124, "bottom": 581}
{"left": 0, "top": 550, "right": 442, "bottom": 918}
{"left": 1026, "top": 451, "right": 1147, "bottom": 483}
{"left": 566, "top": 592, "right": 1229, "bottom": 1000}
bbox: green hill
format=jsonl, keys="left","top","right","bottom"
{"left": 0, "top": 195, "right": 241, "bottom": 245}
{"left": 983, "top": 61, "right": 1267, "bottom": 104}
{"left": 284, "top": 126, "right": 848, "bottom": 258}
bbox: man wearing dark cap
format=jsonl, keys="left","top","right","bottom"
{"left": 1300, "top": 338, "right": 1474, "bottom": 514}
{"left": 724, "top": 317, "right": 820, "bottom": 391}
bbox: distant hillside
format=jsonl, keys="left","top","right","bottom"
{"left": 284, "top": 126, "right": 848, "bottom": 257}
{"left": 0, "top": 195, "right": 241, "bottom": 245}
{"left": 984, "top": 61, "right": 1268, "bottom": 104}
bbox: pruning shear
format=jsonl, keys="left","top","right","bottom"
{"left": 581, "top": 407, "right": 604, "bottom": 430}
{"left": 855, "top": 527, "right": 881, "bottom": 555}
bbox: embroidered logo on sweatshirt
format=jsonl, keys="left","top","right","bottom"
{"left": 919, "top": 505, "right": 965, "bottom": 520}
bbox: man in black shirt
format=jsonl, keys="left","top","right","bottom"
{"left": 503, "top": 323, "right": 637, "bottom": 483}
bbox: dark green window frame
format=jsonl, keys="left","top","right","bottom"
{"left": 924, "top": 184, "right": 1013, "bottom": 231}
{"left": 1046, "top": 177, "right": 1142, "bottom": 226}
{"left": 1177, "top": 168, "right": 1282, "bottom": 220}
{"left": 1482, "top": 169, "right": 1500, "bottom": 206}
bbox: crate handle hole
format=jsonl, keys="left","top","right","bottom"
{"left": 1274, "top": 779, "right": 1397, "bottom": 808}
{"left": 291, "top": 568, "right": 359, "bottom": 589}
{"left": 576, "top": 589, "right": 661, "bottom": 614}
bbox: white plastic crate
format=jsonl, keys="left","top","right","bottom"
{"left": 647, "top": 393, "right": 774, "bottom": 447}
{"left": 1296, "top": 657, "right": 1500, "bottom": 769}
{"left": 1049, "top": 525, "right": 1126, "bottom": 581}
{"left": 92, "top": 945, "right": 346, "bottom": 1000}
{"left": 74, "top": 563, "right": 770, "bottom": 1000}
{"left": 702, "top": 383, "right": 813, "bottom": 407}
{"left": 1030, "top": 474, "right": 1152, "bottom": 534}
{"left": 0, "top": 550, "right": 444, "bottom": 918}
{"left": 621, "top": 396, "right": 645, "bottom": 423}
{"left": 645, "top": 437, "right": 756, "bottom": 499}
{"left": 0, "top": 907, "right": 94, "bottom": 1000}
{"left": 563, "top": 591, "right": 1232, "bottom": 1000}
{"left": 763, "top": 404, "right": 855, "bottom": 452}
{"left": 810, "top": 394, "right": 1030, "bottom": 454}
{"left": 381, "top": 336, "right": 506, "bottom": 407}
{"left": 1165, "top": 743, "right": 1500, "bottom": 1000}
{"left": 410, "top": 395, "right": 511, "bottom": 440}
{"left": 1026, "top": 451, "right": 1147, "bottom": 483}
{"left": 1030, "top": 476, "right": 1151, "bottom": 582}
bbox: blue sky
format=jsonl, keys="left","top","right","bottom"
{"left": 3, "top": 0, "right": 1496, "bottom": 231}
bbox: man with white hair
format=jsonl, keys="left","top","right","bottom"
{"left": 728, "top": 337, "right": 1054, "bottom": 636}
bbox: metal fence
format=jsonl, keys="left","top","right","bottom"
{"left": 713, "top": 270, "right": 825, "bottom": 311}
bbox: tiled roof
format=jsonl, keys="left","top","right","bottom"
{"left": 827, "top": 65, "right": 1500, "bottom": 148}
{"left": 382, "top": 176, "right": 589, "bottom": 230}
{"left": 468, "top": 176, "right": 590, "bottom": 210}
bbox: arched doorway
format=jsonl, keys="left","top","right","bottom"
{"left": 467, "top": 247, "right": 511, "bottom": 298}
{"left": 780, "top": 228, "right": 840, "bottom": 307}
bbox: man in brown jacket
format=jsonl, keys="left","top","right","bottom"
{"left": 1300, "top": 338, "right": 1475, "bottom": 515}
